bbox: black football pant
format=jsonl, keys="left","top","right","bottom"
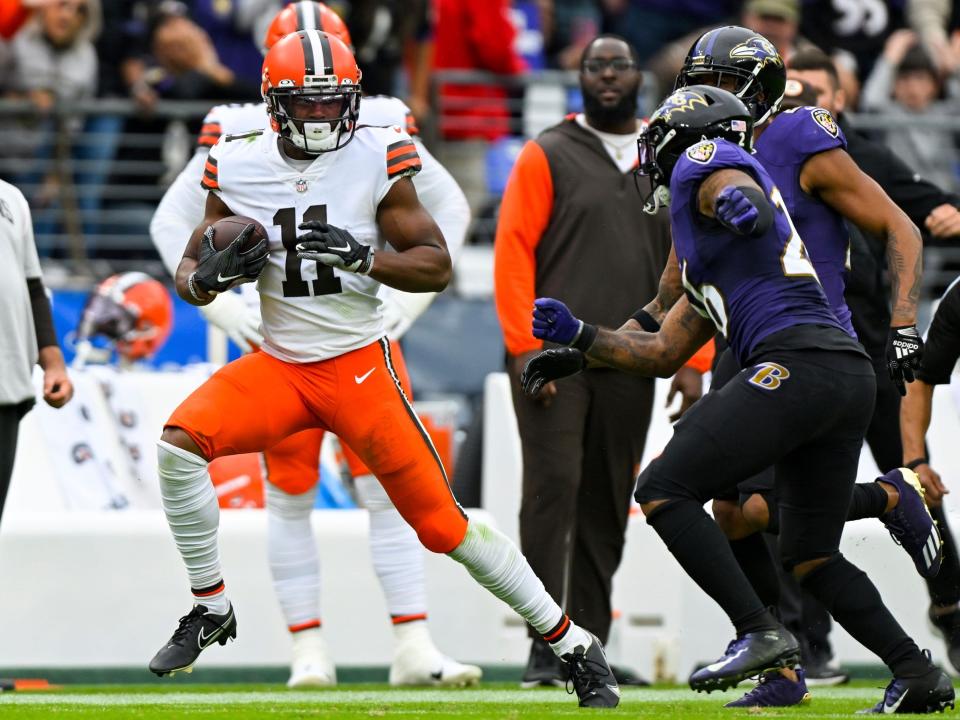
{"left": 0, "top": 400, "right": 33, "bottom": 526}
{"left": 637, "top": 346, "right": 875, "bottom": 573}
{"left": 510, "top": 366, "right": 654, "bottom": 644}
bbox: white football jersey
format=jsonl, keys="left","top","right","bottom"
{"left": 204, "top": 124, "right": 421, "bottom": 362}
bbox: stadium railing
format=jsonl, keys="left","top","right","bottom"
{"left": 1, "top": 71, "right": 959, "bottom": 296}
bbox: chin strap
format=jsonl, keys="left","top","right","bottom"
{"left": 643, "top": 185, "right": 671, "bottom": 215}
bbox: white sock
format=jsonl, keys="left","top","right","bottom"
{"left": 392, "top": 619, "right": 438, "bottom": 652}
{"left": 448, "top": 520, "right": 588, "bottom": 657}
{"left": 265, "top": 480, "right": 322, "bottom": 630}
{"left": 158, "top": 440, "right": 230, "bottom": 614}
{"left": 354, "top": 473, "right": 428, "bottom": 620}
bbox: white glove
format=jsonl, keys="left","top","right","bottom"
{"left": 199, "top": 290, "right": 263, "bottom": 353}
{"left": 380, "top": 289, "right": 436, "bottom": 341}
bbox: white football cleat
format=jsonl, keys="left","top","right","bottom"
{"left": 389, "top": 622, "right": 482, "bottom": 687}
{"left": 287, "top": 628, "right": 336, "bottom": 688}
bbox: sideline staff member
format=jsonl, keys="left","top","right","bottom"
{"left": 0, "top": 179, "right": 73, "bottom": 524}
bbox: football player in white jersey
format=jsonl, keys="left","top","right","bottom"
{"left": 149, "top": 2, "right": 476, "bottom": 688}
{"left": 146, "top": 29, "right": 619, "bottom": 709}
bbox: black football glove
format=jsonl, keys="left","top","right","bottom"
{"left": 886, "top": 324, "right": 923, "bottom": 396}
{"left": 194, "top": 224, "right": 269, "bottom": 293}
{"left": 296, "top": 221, "right": 374, "bottom": 275}
{"left": 521, "top": 348, "right": 587, "bottom": 397}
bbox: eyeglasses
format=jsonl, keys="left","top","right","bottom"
{"left": 582, "top": 57, "right": 636, "bottom": 74}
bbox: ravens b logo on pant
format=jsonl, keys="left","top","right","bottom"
{"left": 748, "top": 362, "right": 790, "bottom": 390}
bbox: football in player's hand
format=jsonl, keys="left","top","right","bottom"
{"left": 209, "top": 215, "right": 268, "bottom": 252}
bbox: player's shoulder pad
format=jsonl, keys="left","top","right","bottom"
{"left": 769, "top": 106, "right": 846, "bottom": 155}
{"left": 358, "top": 125, "right": 423, "bottom": 180}
{"left": 359, "top": 94, "right": 418, "bottom": 135}
{"left": 197, "top": 103, "right": 266, "bottom": 151}
{"left": 673, "top": 139, "right": 752, "bottom": 193}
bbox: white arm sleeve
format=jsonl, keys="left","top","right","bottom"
{"left": 149, "top": 152, "right": 208, "bottom": 277}
{"left": 379, "top": 139, "right": 472, "bottom": 339}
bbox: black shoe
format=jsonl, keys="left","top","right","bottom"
{"left": 149, "top": 603, "right": 237, "bottom": 677}
{"left": 521, "top": 637, "right": 566, "bottom": 688}
{"left": 611, "top": 663, "right": 651, "bottom": 687}
{"left": 688, "top": 628, "right": 800, "bottom": 693}
{"left": 858, "top": 662, "right": 955, "bottom": 714}
{"left": 803, "top": 660, "right": 850, "bottom": 686}
{"left": 561, "top": 632, "right": 620, "bottom": 708}
{"left": 929, "top": 605, "right": 960, "bottom": 674}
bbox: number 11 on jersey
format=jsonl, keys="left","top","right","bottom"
{"left": 273, "top": 204, "right": 343, "bottom": 298}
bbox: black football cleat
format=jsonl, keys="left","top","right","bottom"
{"left": 149, "top": 603, "right": 237, "bottom": 677}
{"left": 858, "top": 663, "right": 955, "bottom": 714}
{"left": 689, "top": 628, "right": 800, "bottom": 693}
{"left": 561, "top": 632, "right": 620, "bottom": 708}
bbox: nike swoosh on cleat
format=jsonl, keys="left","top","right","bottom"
{"left": 704, "top": 648, "right": 748, "bottom": 672}
{"left": 198, "top": 625, "right": 223, "bottom": 649}
{"left": 355, "top": 368, "right": 375, "bottom": 384}
{"left": 608, "top": 684, "right": 622, "bottom": 697}
{"left": 217, "top": 272, "right": 244, "bottom": 283}
{"left": 884, "top": 689, "right": 908, "bottom": 714}
{"left": 430, "top": 670, "right": 443, "bottom": 681}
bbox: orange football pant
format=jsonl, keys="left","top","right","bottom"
{"left": 261, "top": 340, "right": 413, "bottom": 495}
{"left": 166, "top": 338, "right": 468, "bottom": 553}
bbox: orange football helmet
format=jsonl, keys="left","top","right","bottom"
{"left": 262, "top": 1, "right": 352, "bottom": 53}
{"left": 78, "top": 273, "right": 173, "bottom": 361}
{"left": 261, "top": 29, "right": 362, "bottom": 154}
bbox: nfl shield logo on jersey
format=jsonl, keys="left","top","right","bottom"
{"left": 295, "top": 178, "right": 308, "bottom": 193}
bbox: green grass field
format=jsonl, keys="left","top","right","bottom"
{"left": 0, "top": 682, "right": 952, "bottom": 719}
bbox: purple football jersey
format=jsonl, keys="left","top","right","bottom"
{"left": 670, "top": 138, "right": 845, "bottom": 366}
{"left": 755, "top": 106, "right": 855, "bottom": 335}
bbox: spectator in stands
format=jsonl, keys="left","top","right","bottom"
{"left": 908, "top": 0, "right": 960, "bottom": 75}
{"left": 540, "top": 0, "right": 600, "bottom": 70}
{"left": 339, "top": 0, "right": 431, "bottom": 100}
{"left": 6, "top": 0, "right": 99, "bottom": 110}
{"left": 800, "top": 0, "right": 906, "bottom": 82}
{"left": 433, "top": 0, "right": 526, "bottom": 215}
{"left": 1, "top": 0, "right": 99, "bottom": 228}
{"left": 494, "top": 34, "right": 684, "bottom": 689}
{"left": 149, "top": 7, "right": 261, "bottom": 102}
{"left": 0, "top": 179, "right": 73, "bottom": 526}
{"left": 861, "top": 29, "right": 960, "bottom": 193}
{"left": 600, "top": 0, "right": 736, "bottom": 65}
{"left": 0, "top": 0, "right": 58, "bottom": 40}
{"left": 189, "top": 0, "right": 278, "bottom": 86}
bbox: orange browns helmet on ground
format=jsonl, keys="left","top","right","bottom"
{"left": 262, "top": 1, "right": 352, "bottom": 52}
{"left": 261, "top": 29, "right": 362, "bottom": 154}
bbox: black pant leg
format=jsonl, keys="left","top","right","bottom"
{"left": 510, "top": 369, "right": 591, "bottom": 636}
{"left": 567, "top": 371, "right": 654, "bottom": 643}
{"left": 0, "top": 400, "right": 31, "bottom": 525}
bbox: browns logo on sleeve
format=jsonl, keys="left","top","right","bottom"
{"left": 200, "top": 155, "right": 220, "bottom": 191}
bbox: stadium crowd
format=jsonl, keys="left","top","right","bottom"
{"left": 2, "top": 0, "right": 960, "bottom": 264}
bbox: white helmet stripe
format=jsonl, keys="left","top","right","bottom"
{"left": 304, "top": 29, "right": 326, "bottom": 77}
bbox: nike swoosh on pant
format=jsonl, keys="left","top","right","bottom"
{"left": 355, "top": 368, "right": 375, "bottom": 384}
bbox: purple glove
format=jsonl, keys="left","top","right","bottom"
{"left": 715, "top": 185, "right": 759, "bottom": 235}
{"left": 532, "top": 298, "right": 584, "bottom": 346}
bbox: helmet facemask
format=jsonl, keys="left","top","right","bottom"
{"left": 635, "top": 123, "right": 677, "bottom": 215}
{"left": 268, "top": 83, "right": 361, "bottom": 154}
